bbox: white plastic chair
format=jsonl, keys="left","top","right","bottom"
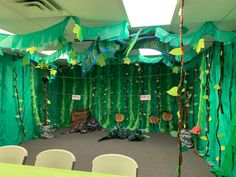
{"left": 34, "top": 149, "right": 76, "bottom": 170}
{"left": 92, "top": 154, "right": 138, "bottom": 177}
{"left": 0, "top": 145, "right": 28, "bottom": 165}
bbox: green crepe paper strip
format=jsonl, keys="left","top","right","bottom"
{"left": 0, "top": 16, "right": 129, "bottom": 50}
{"left": 155, "top": 22, "right": 236, "bottom": 47}
{"left": 73, "top": 19, "right": 129, "bottom": 41}
{"left": 0, "top": 17, "right": 70, "bottom": 50}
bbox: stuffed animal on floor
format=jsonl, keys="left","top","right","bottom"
{"left": 98, "top": 125, "right": 149, "bottom": 142}
{"left": 61, "top": 118, "right": 101, "bottom": 134}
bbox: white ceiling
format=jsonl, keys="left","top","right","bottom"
{"left": 0, "top": 0, "right": 235, "bottom": 35}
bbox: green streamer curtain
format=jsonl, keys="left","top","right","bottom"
{"left": 190, "top": 43, "right": 236, "bottom": 177}
{"left": 46, "top": 63, "right": 179, "bottom": 132}
{"left": 0, "top": 55, "right": 38, "bottom": 145}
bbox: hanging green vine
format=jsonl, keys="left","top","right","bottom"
{"left": 145, "top": 65, "right": 152, "bottom": 131}
{"left": 127, "top": 65, "right": 135, "bottom": 129}
{"left": 203, "top": 48, "right": 213, "bottom": 156}
{"left": 215, "top": 43, "right": 225, "bottom": 167}
{"left": 13, "top": 69, "right": 26, "bottom": 139}
{"left": 60, "top": 75, "right": 66, "bottom": 125}
{"left": 104, "top": 65, "right": 112, "bottom": 128}
{"left": 30, "top": 67, "right": 42, "bottom": 126}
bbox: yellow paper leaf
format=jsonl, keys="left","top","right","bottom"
{"left": 217, "top": 133, "right": 225, "bottom": 137}
{"left": 96, "top": 54, "right": 106, "bottom": 67}
{"left": 19, "top": 99, "right": 24, "bottom": 103}
{"left": 214, "top": 84, "right": 221, "bottom": 90}
{"left": 200, "top": 136, "right": 208, "bottom": 141}
{"left": 69, "top": 51, "right": 76, "bottom": 59}
{"left": 73, "top": 24, "right": 81, "bottom": 40}
{"left": 205, "top": 70, "right": 209, "bottom": 74}
{"left": 208, "top": 117, "right": 212, "bottom": 121}
{"left": 220, "top": 146, "right": 225, "bottom": 151}
{"left": 216, "top": 157, "right": 220, "bottom": 161}
{"left": 124, "top": 57, "right": 131, "bottom": 65}
{"left": 194, "top": 38, "right": 205, "bottom": 54}
{"left": 26, "top": 46, "right": 38, "bottom": 54}
{"left": 169, "top": 48, "right": 182, "bottom": 56}
{"left": 47, "top": 100, "right": 51, "bottom": 105}
{"left": 70, "top": 59, "right": 76, "bottom": 65}
{"left": 202, "top": 95, "right": 208, "bottom": 99}
{"left": 19, "top": 108, "right": 23, "bottom": 111}
{"left": 22, "top": 58, "right": 30, "bottom": 65}
{"left": 167, "top": 86, "right": 178, "bottom": 97}
{"left": 50, "top": 70, "right": 57, "bottom": 76}
{"left": 177, "top": 111, "right": 180, "bottom": 118}
{"left": 182, "top": 88, "right": 185, "bottom": 92}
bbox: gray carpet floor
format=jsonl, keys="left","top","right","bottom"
{"left": 21, "top": 129, "right": 214, "bottom": 177}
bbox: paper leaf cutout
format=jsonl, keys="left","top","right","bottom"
{"left": 194, "top": 38, "right": 205, "bottom": 54}
{"left": 26, "top": 46, "right": 37, "bottom": 54}
{"left": 96, "top": 54, "right": 106, "bottom": 67}
{"left": 214, "top": 84, "right": 221, "bottom": 90}
{"left": 177, "top": 111, "right": 180, "bottom": 118}
{"left": 16, "top": 115, "right": 20, "bottom": 118}
{"left": 73, "top": 24, "right": 81, "bottom": 40}
{"left": 50, "top": 70, "right": 57, "bottom": 76}
{"left": 69, "top": 51, "right": 76, "bottom": 59}
{"left": 181, "top": 145, "right": 189, "bottom": 152}
{"left": 202, "top": 95, "right": 209, "bottom": 99}
{"left": 170, "top": 131, "right": 178, "bottom": 138}
{"left": 19, "top": 99, "right": 24, "bottom": 103}
{"left": 208, "top": 117, "right": 212, "bottom": 121}
{"left": 194, "top": 102, "right": 199, "bottom": 106}
{"left": 19, "top": 108, "right": 23, "bottom": 111}
{"left": 47, "top": 100, "right": 51, "bottom": 105}
{"left": 216, "top": 157, "right": 220, "bottom": 161}
{"left": 22, "top": 58, "right": 30, "bottom": 65}
{"left": 175, "top": 166, "right": 180, "bottom": 175}
{"left": 167, "top": 86, "right": 178, "bottom": 96}
{"left": 220, "top": 146, "right": 225, "bottom": 151}
{"left": 169, "top": 48, "right": 182, "bottom": 56}
{"left": 182, "top": 88, "right": 185, "bottom": 93}
{"left": 200, "top": 136, "right": 208, "bottom": 141}
{"left": 70, "top": 59, "right": 77, "bottom": 65}
{"left": 123, "top": 57, "right": 131, "bottom": 65}
{"left": 217, "top": 133, "right": 225, "bottom": 137}
{"left": 172, "top": 66, "right": 180, "bottom": 74}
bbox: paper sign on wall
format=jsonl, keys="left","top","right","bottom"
{"left": 140, "top": 95, "right": 151, "bottom": 101}
{"left": 72, "top": 95, "right": 81, "bottom": 100}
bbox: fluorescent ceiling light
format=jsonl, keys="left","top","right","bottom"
{"left": 40, "top": 50, "right": 57, "bottom": 55}
{"left": 122, "top": 0, "right": 177, "bottom": 27}
{"left": 40, "top": 50, "right": 68, "bottom": 60}
{"left": 139, "top": 48, "right": 162, "bottom": 56}
{"left": 0, "top": 28, "right": 15, "bottom": 35}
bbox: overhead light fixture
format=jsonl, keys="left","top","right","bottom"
{"left": 122, "top": 0, "right": 177, "bottom": 27}
{"left": 139, "top": 48, "right": 162, "bottom": 56}
{"left": 0, "top": 28, "right": 15, "bottom": 35}
{"left": 40, "top": 50, "right": 57, "bottom": 55}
